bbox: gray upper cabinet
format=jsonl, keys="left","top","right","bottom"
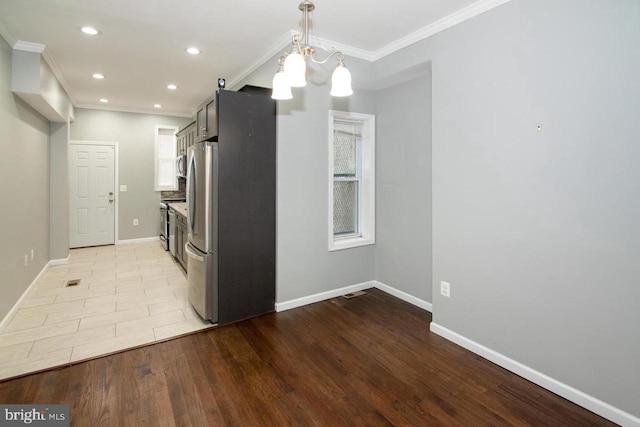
{"left": 176, "top": 121, "right": 196, "bottom": 156}
{"left": 186, "top": 122, "right": 196, "bottom": 150}
{"left": 205, "top": 97, "right": 217, "bottom": 140}
{"left": 176, "top": 125, "right": 186, "bottom": 156}
{"left": 195, "top": 93, "right": 219, "bottom": 142}
{"left": 195, "top": 106, "right": 206, "bottom": 142}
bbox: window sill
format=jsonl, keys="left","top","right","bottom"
{"left": 329, "top": 236, "right": 375, "bottom": 252}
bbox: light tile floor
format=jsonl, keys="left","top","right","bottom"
{"left": 0, "top": 241, "right": 214, "bottom": 380}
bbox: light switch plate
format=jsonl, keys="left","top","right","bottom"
{"left": 120, "top": 185, "right": 127, "bottom": 192}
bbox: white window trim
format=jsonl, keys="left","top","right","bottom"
{"left": 328, "top": 110, "right": 375, "bottom": 252}
{"left": 154, "top": 125, "right": 179, "bottom": 191}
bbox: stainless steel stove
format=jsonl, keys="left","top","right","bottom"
{"left": 160, "top": 199, "right": 185, "bottom": 251}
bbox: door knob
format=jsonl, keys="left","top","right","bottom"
{"left": 108, "top": 192, "right": 114, "bottom": 203}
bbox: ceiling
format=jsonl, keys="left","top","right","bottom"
{"left": 0, "top": 0, "right": 482, "bottom": 117}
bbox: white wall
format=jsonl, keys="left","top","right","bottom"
{"left": 0, "top": 37, "right": 50, "bottom": 319}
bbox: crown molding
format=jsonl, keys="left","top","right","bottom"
{"left": 371, "top": 0, "right": 513, "bottom": 61}
{"left": 75, "top": 103, "right": 193, "bottom": 119}
{"left": 310, "top": 35, "right": 375, "bottom": 62}
{"left": 13, "top": 40, "right": 45, "bottom": 53}
{"left": 227, "top": 30, "right": 296, "bottom": 90}
{"left": 41, "top": 49, "right": 76, "bottom": 104}
{"left": 0, "top": 15, "right": 16, "bottom": 47}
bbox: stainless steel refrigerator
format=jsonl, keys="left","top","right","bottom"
{"left": 185, "top": 140, "right": 218, "bottom": 321}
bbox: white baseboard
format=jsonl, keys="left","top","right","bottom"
{"left": 117, "top": 236, "right": 160, "bottom": 244}
{"left": 275, "top": 281, "right": 375, "bottom": 312}
{"left": 276, "top": 280, "right": 433, "bottom": 314}
{"left": 372, "top": 280, "right": 432, "bottom": 312}
{"left": 430, "top": 322, "right": 640, "bottom": 427}
{"left": 49, "top": 255, "right": 70, "bottom": 265}
{"left": 0, "top": 262, "right": 50, "bottom": 334}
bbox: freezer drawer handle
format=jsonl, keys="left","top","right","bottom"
{"left": 184, "top": 243, "right": 204, "bottom": 262}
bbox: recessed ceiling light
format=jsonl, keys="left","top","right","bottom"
{"left": 186, "top": 47, "right": 201, "bottom": 55}
{"left": 92, "top": 73, "right": 105, "bottom": 79}
{"left": 80, "top": 26, "right": 100, "bottom": 36}
{"left": 99, "top": 98, "right": 108, "bottom": 103}
{"left": 154, "top": 104, "right": 162, "bottom": 108}
{"left": 167, "top": 84, "right": 177, "bottom": 90}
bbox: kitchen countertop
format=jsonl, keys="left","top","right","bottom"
{"left": 169, "top": 202, "right": 187, "bottom": 218}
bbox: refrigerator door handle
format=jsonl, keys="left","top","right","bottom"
{"left": 184, "top": 242, "right": 204, "bottom": 262}
{"left": 187, "top": 150, "right": 196, "bottom": 236}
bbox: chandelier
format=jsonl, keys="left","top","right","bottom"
{"left": 272, "top": 1, "right": 353, "bottom": 100}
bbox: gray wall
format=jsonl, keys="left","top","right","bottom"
{"left": 0, "top": 37, "right": 50, "bottom": 319}
{"left": 375, "top": 0, "right": 640, "bottom": 418}
{"left": 49, "top": 122, "right": 69, "bottom": 260}
{"left": 374, "top": 73, "right": 432, "bottom": 301}
{"left": 233, "top": 57, "right": 377, "bottom": 303}
{"left": 70, "top": 109, "right": 189, "bottom": 241}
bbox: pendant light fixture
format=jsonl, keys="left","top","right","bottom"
{"left": 272, "top": 1, "right": 353, "bottom": 100}
{"left": 272, "top": 57, "right": 293, "bottom": 100}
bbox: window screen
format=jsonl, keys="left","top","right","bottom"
{"left": 333, "top": 121, "right": 361, "bottom": 237}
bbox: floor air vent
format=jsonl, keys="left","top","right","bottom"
{"left": 66, "top": 279, "right": 81, "bottom": 287}
{"left": 342, "top": 290, "right": 367, "bottom": 299}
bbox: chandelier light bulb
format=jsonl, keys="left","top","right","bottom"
{"left": 283, "top": 52, "right": 307, "bottom": 87}
{"left": 330, "top": 60, "right": 353, "bottom": 97}
{"left": 272, "top": 69, "right": 293, "bottom": 100}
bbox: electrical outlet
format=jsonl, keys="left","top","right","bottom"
{"left": 31, "top": 249, "right": 34, "bottom": 260}
{"left": 24, "top": 255, "right": 28, "bottom": 266}
{"left": 133, "top": 219, "right": 139, "bottom": 226}
{"left": 440, "top": 281, "right": 451, "bottom": 298}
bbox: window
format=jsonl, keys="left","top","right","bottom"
{"left": 328, "top": 110, "right": 375, "bottom": 251}
{"left": 154, "top": 125, "right": 179, "bottom": 191}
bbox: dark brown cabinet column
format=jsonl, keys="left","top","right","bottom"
{"left": 216, "top": 90, "right": 276, "bottom": 324}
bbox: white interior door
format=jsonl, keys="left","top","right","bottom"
{"left": 69, "top": 144, "right": 115, "bottom": 248}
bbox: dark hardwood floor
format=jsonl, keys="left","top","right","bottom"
{"left": 0, "top": 289, "right": 614, "bottom": 426}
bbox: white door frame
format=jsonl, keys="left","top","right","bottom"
{"left": 69, "top": 140, "right": 120, "bottom": 244}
